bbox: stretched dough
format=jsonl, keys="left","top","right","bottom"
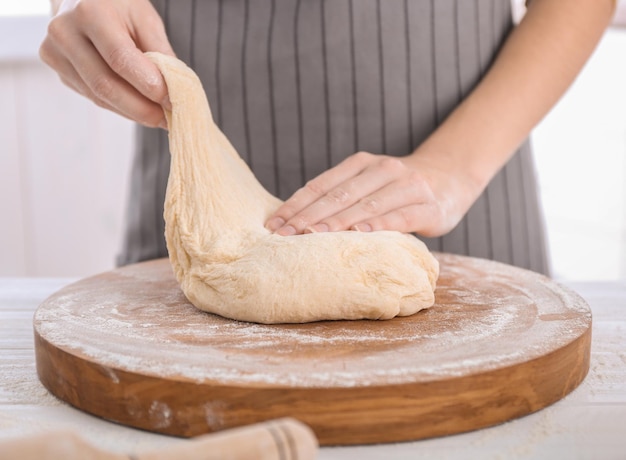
{"left": 148, "top": 52, "right": 439, "bottom": 324}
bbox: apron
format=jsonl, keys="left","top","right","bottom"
{"left": 118, "top": 0, "right": 550, "bottom": 275}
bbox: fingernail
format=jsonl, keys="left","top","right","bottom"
{"left": 353, "top": 223, "right": 372, "bottom": 232}
{"left": 305, "top": 223, "right": 329, "bottom": 234}
{"left": 277, "top": 225, "right": 297, "bottom": 236}
{"left": 162, "top": 95, "right": 172, "bottom": 111}
{"left": 266, "top": 217, "right": 285, "bottom": 232}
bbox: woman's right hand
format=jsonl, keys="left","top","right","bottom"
{"left": 40, "top": 0, "right": 175, "bottom": 128}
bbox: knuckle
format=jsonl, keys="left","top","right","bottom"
{"left": 378, "top": 157, "right": 405, "bottom": 174}
{"left": 46, "top": 17, "right": 69, "bottom": 45}
{"left": 276, "top": 203, "right": 299, "bottom": 219}
{"left": 108, "top": 46, "right": 134, "bottom": 75}
{"left": 304, "top": 180, "right": 327, "bottom": 197}
{"left": 359, "top": 196, "right": 380, "bottom": 215}
{"left": 352, "top": 151, "right": 372, "bottom": 163}
{"left": 325, "top": 187, "right": 350, "bottom": 204}
{"left": 344, "top": 151, "right": 375, "bottom": 169}
{"left": 289, "top": 214, "right": 311, "bottom": 231}
{"left": 46, "top": 18, "right": 61, "bottom": 39}
{"left": 91, "top": 75, "right": 115, "bottom": 101}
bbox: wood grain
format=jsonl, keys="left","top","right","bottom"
{"left": 33, "top": 254, "right": 592, "bottom": 445}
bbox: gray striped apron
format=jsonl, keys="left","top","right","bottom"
{"left": 118, "top": 0, "right": 550, "bottom": 275}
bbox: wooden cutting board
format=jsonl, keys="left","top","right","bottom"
{"left": 34, "top": 253, "right": 591, "bottom": 445}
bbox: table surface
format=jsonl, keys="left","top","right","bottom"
{"left": 1, "top": 277, "right": 625, "bottom": 459}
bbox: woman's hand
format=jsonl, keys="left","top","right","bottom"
{"left": 266, "top": 0, "right": 615, "bottom": 239}
{"left": 265, "top": 151, "right": 481, "bottom": 237}
{"left": 40, "top": 0, "right": 175, "bottom": 128}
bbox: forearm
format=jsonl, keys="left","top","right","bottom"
{"left": 409, "top": 0, "right": 615, "bottom": 193}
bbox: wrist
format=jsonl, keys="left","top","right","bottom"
{"left": 401, "top": 144, "right": 487, "bottom": 224}
{"left": 405, "top": 135, "right": 492, "bottom": 202}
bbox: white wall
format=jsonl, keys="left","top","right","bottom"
{"left": 0, "top": 14, "right": 135, "bottom": 277}
{"left": 0, "top": 13, "right": 625, "bottom": 280}
{"left": 0, "top": 59, "right": 135, "bottom": 277}
{"left": 534, "top": 27, "right": 626, "bottom": 281}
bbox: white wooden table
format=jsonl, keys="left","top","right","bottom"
{"left": 1, "top": 278, "right": 624, "bottom": 459}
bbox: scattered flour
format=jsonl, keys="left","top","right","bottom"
{"left": 34, "top": 254, "right": 592, "bottom": 388}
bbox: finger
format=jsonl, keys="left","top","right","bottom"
{"left": 266, "top": 152, "right": 376, "bottom": 231}
{"left": 307, "top": 171, "right": 431, "bottom": 233}
{"left": 352, "top": 204, "right": 439, "bottom": 235}
{"left": 60, "top": 75, "right": 140, "bottom": 122}
{"left": 66, "top": 35, "right": 166, "bottom": 127}
{"left": 277, "top": 163, "right": 407, "bottom": 235}
{"left": 44, "top": 12, "right": 166, "bottom": 127}
{"left": 42, "top": 41, "right": 125, "bottom": 119}
{"left": 79, "top": 2, "right": 171, "bottom": 107}
{"left": 42, "top": 40, "right": 130, "bottom": 119}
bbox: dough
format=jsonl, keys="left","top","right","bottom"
{"left": 148, "top": 52, "right": 439, "bottom": 324}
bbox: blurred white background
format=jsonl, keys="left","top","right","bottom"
{"left": 1, "top": 1, "right": 625, "bottom": 281}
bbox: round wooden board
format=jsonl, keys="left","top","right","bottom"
{"left": 34, "top": 253, "right": 591, "bottom": 445}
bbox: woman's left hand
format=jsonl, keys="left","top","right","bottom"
{"left": 265, "top": 0, "right": 615, "bottom": 239}
{"left": 265, "top": 151, "right": 479, "bottom": 238}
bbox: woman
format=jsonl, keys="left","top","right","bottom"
{"left": 39, "top": 0, "right": 616, "bottom": 274}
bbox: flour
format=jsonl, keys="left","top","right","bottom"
{"left": 34, "top": 253, "right": 592, "bottom": 388}
{"left": 0, "top": 363, "right": 62, "bottom": 406}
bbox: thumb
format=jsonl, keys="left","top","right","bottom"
{"left": 128, "top": 2, "right": 176, "bottom": 107}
